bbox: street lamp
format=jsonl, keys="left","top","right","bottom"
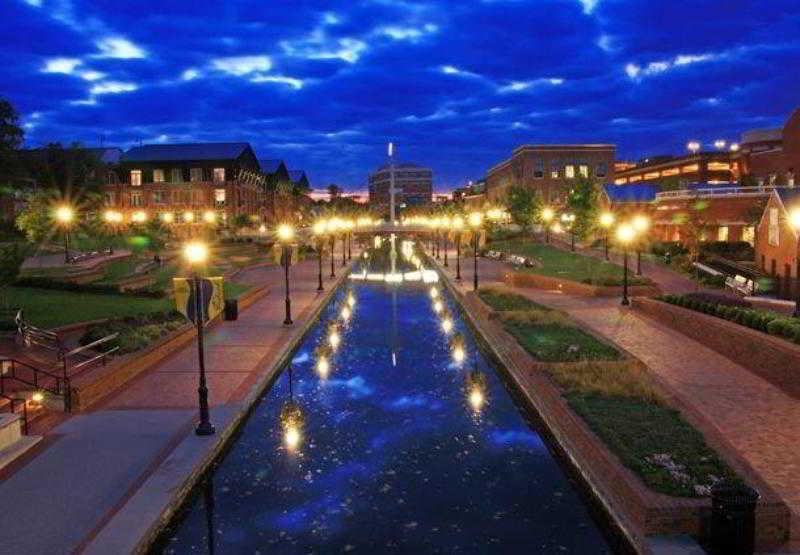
{"left": 790, "top": 208, "right": 800, "bottom": 317}
{"left": 54, "top": 205, "right": 75, "bottom": 263}
{"left": 103, "top": 209, "right": 123, "bottom": 254}
{"left": 714, "top": 139, "right": 726, "bottom": 151}
{"left": 632, "top": 214, "right": 650, "bottom": 276}
{"left": 442, "top": 216, "right": 450, "bottom": 267}
{"left": 469, "top": 211, "right": 482, "bottom": 291}
{"left": 687, "top": 141, "right": 701, "bottom": 155}
{"left": 277, "top": 224, "right": 294, "bottom": 325}
{"left": 328, "top": 219, "right": 337, "bottom": 278}
{"left": 561, "top": 213, "right": 576, "bottom": 251}
{"left": 599, "top": 211, "right": 615, "bottom": 260}
{"left": 183, "top": 241, "right": 215, "bottom": 436}
{"left": 313, "top": 219, "right": 327, "bottom": 292}
{"left": 616, "top": 223, "right": 636, "bottom": 306}
{"left": 453, "top": 215, "right": 464, "bottom": 280}
{"left": 541, "top": 207, "right": 555, "bottom": 243}
{"left": 203, "top": 210, "right": 216, "bottom": 225}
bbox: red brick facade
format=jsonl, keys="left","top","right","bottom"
{"left": 735, "top": 108, "right": 800, "bottom": 185}
{"left": 755, "top": 191, "right": 800, "bottom": 297}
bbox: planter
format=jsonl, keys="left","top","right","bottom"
{"left": 632, "top": 297, "right": 800, "bottom": 399}
{"left": 504, "top": 270, "right": 660, "bottom": 297}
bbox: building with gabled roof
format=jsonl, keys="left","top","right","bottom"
{"left": 288, "top": 170, "right": 310, "bottom": 191}
{"left": 755, "top": 188, "right": 800, "bottom": 299}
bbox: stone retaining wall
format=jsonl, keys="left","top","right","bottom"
{"left": 504, "top": 270, "right": 660, "bottom": 297}
{"left": 633, "top": 297, "right": 800, "bottom": 399}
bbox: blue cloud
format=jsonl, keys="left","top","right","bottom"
{"left": 2, "top": 0, "right": 799, "bottom": 189}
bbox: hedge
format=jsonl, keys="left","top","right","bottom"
{"left": 14, "top": 276, "right": 165, "bottom": 298}
{"left": 659, "top": 294, "right": 800, "bottom": 343}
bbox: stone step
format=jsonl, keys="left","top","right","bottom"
{"left": 0, "top": 413, "right": 23, "bottom": 450}
{"left": 0, "top": 435, "right": 41, "bottom": 471}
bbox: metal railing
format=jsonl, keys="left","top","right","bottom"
{"left": 15, "top": 310, "right": 64, "bottom": 359}
{"left": 655, "top": 185, "right": 778, "bottom": 201}
{"left": 0, "top": 393, "right": 28, "bottom": 434}
{"left": 61, "top": 334, "right": 119, "bottom": 388}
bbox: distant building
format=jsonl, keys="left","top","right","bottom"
{"left": 734, "top": 108, "right": 800, "bottom": 186}
{"left": 613, "top": 151, "right": 738, "bottom": 187}
{"left": 755, "top": 188, "right": 800, "bottom": 299}
{"left": 106, "top": 142, "right": 264, "bottom": 226}
{"left": 368, "top": 162, "right": 432, "bottom": 215}
{"left": 486, "top": 144, "right": 615, "bottom": 204}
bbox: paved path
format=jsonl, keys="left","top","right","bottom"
{"left": 431, "top": 244, "right": 800, "bottom": 543}
{"left": 0, "top": 251, "right": 356, "bottom": 555}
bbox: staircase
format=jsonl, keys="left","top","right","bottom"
{"left": 0, "top": 412, "right": 41, "bottom": 471}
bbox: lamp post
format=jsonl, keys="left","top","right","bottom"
{"left": 442, "top": 216, "right": 450, "bottom": 267}
{"left": 54, "top": 205, "right": 75, "bottom": 263}
{"left": 616, "top": 223, "right": 636, "bottom": 306}
{"left": 313, "top": 220, "right": 326, "bottom": 292}
{"left": 328, "top": 219, "right": 337, "bottom": 278}
{"left": 599, "top": 211, "right": 615, "bottom": 260}
{"left": 346, "top": 220, "right": 353, "bottom": 260}
{"left": 632, "top": 214, "right": 650, "bottom": 276}
{"left": 687, "top": 140, "right": 701, "bottom": 155}
{"left": 790, "top": 208, "right": 800, "bottom": 317}
{"left": 103, "top": 209, "right": 123, "bottom": 254}
{"left": 277, "top": 224, "right": 294, "bottom": 325}
{"left": 541, "top": 207, "right": 554, "bottom": 244}
{"left": 469, "top": 212, "right": 482, "bottom": 291}
{"left": 561, "top": 213, "right": 576, "bottom": 251}
{"left": 184, "top": 241, "right": 215, "bottom": 436}
{"left": 453, "top": 216, "right": 464, "bottom": 280}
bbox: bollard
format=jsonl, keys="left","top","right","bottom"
{"left": 710, "top": 481, "right": 759, "bottom": 555}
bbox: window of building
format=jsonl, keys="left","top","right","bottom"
{"left": 130, "top": 170, "right": 142, "bottom": 186}
{"left": 214, "top": 189, "right": 226, "bottom": 206}
{"left": 171, "top": 168, "right": 183, "bottom": 183}
{"left": 533, "top": 158, "right": 544, "bottom": 179}
{"left": 768, "top": 207, "right": 779, "bottom": 246}
{"left": 171, "top": 190, "right": 181, "bottom": 204}
{"left": 662, "top": 167, "right": 680, "bottom": 176}
{"left": 131, "top": 191, "right": 143, "bottom": 207}
{"left": 644, "top": 172, "right": 660, "bottom": 180}
{"left": 578, "top": 165, "right": 589, "bottom": 178}
{"left": 190, "top": 168, "right": 203, "bottom": 182}
{"left": 717, "top": 226, "right": 728, "bottom": 241}
{"left": 742, "top": 226, "right": 755, "bottom": 245}
{"left": 192, "top": 190, "right": 204, "bottom": 204}
{"left": 564, "top": 165, "right": 575, "bottom": 179}
{"left": 153, "top": 169, "right": 165, "bottom": 183}
{"left": 596, "top": 162, "right": 607, "bottom": 177}
{"left": 681, "top": 164, "right": 699, "bottom": 173}
{"left": 153, "top": 191, "right": 165, "bottom": 204}
{"left": 213, "top": 168, "right": 225, "bottom": 182}
{"left": 629, "top": 175, "right": 642, "bottom": 182}
{"left": 105, "top": 192, "right": 115, "bottom": 205}
{"left": 707, "top": 162, "right": 731, "bottom": 172}
{"left": 614, "top": 178, "right": 627, "bottom": 185}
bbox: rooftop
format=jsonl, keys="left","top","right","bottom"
{"left": 122, "top": 142, "right": 251, "bottom": 162}
{"left": 741, "top": 128, "right": 782, "bottom": 145}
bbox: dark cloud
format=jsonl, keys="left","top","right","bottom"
{"left": 1, "top": 0, "right": 798, "bottom": 189}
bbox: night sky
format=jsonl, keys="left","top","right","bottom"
{"left": 2, "top": 0, "right": 798, "bottom": 190}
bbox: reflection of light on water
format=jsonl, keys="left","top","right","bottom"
{"left": 469, "top": 388, "right": 485, "bottom": 412}
{"left": 291, "top": 352, "right": 310, "bottom": 364}
{"left": 452, "top": 345, "right": 465, "bottom": 363}
{"left": 430, "top": 286, "right": 439, "bottom": 299}
{"left": 328, "top": 330, "right": 340, "bottom": 350}
{"left": 340, "top": 306, "right": 351, "bottom": 321}
{"left": 317, "top": 355, "right": 330, "bottom": 378}
{"left": 392, "top": 351, "right": 397, "bottom": 367}
{"left": 284, "top": 426, "right": 301, "bottom": 451}
{"left": 441, "top": 317, "right": 453, "bottom": 333}
{"left": 346, "top": 293, "right": 356, "bottom": 308}
{"left": 433, "top": 300, "right": 443, "bottom": 313}
{"left": 467, "top": 371, "right": 488, "bottom": 415}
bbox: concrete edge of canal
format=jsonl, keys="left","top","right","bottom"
{"left": 81, "top": 261, "right": 359, "bottom": 555}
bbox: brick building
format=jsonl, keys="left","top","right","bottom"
{"left": 486, "top": 144, "right": 615, "bottom": 204}
{"left": 755, "top": 188, "right": 800, "bottom": 298}
{"left": 734, "top": 108, "right": 800, "bottom": 186}
{"left": 106, "top": 143, "right": 264, "bottom": 226}
{"left": 368, "top": 162, "right": 432, "bottom": 215}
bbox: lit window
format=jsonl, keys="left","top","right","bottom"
{"left": 171, "top": 168, "right": 183, "bottom": 183}
{"left": 644, "top": 172, "right": 660, "bottom": 180}
{"left": 662, "top": 168, "right": 680, "bottom": 176}
{"left": 629, "top": 175, "right": 642, "bottom": 182}
{"left": 105, "top": 192, "right": 115, "bottom": 205}
{"left": 153, "top": 191, "right": 165, "bottom": 204}
{"left": 190, "top": 168, "right": 203, "bottom": 182}
{"left": 130, "top": 170, "right": 142, "bottom": 186}
{"left": 131, "top": 191, "right": 143, "bottom": 207}
{"left": 565, "top": 165, "right": 575, "bottom": 179}
{"left": 214, "top": 189, "right": 226, "bottom": 206}
{"left": 551, "top": 170, "right": 559, "bottom": 179}
{"left": 579, "top": 165, "right": 588, "bottom": 178}
{"left": 213, "top": 168, "right": 226, "bottom": 182}
{"left": 717, "top": 226, "right": 728, "bottom": 241}
{"left": 707, "top": 162, "right": 731, "bottom": 171}
{"left": 681, "top": 164, "right": 699, "bottom": 173}
{"left": 614, "top": 178, "right": 627, "bottom": 185}
{"left": 768, "top": 208, "right": 779, "bottom": 246}
{"left": 742, "top": 226, "right": 755, "bottom": 245}
{"left": 153, "top": 169, "right": 165, "bottom": 183}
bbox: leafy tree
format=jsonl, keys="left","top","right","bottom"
{"left": 658, "top": 175, "right": 686, "bottom": 192}
{"left": 0, "top": 242, "right": 26, "bottom": 308}
{"left": 15, "top": 190, "right": 54, "bottom": 243}
{"left": 327, "top": 184, "right": 342, "bottom": 199}
{"left": 231, "top": 214, "right": 250, "bottom": 235}
{"left": 24, "top": 143, "right": 105, "bottom": 196}
{"left": 0, "top": 97, "right": 24, "bottom": 184}
{"left": 565, "top": 176, "right": 599, "bottom": 240}
{"left": 505, "top": 184, "right": 541, "bottom": 230}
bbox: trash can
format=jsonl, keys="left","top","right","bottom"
{"left": 710, "top": 481, "right": 759, "bottom": 555}
{"left": 224, "top": 299, "right": 238, "bottom": 321}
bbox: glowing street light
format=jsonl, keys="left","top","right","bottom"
{"left": 182, "top": 241, "right": 214, "bottom": 436}
{"left": 599, "top": 211, "right": 615, "bottom": 260}
{"left": 453, "top": 216, "right": 464, "bottom": 280}
{"left": 729, "top": 143, "right": 740, "bottom": 152}
{"left": 541, "top": 207, "right": 555, "bottom": 243}
{"left": 561, "top": 213, "right": 576, "bottom": 251}
{"left": 161, "top": 211, "right": 175, "bottom": 224}
{"left": 131, "top": 210, "right": 147, "bottom": 224}
{"left": 469, "top": 212, "right": 482, "bottom": 291}
{"left": 54, "top": 204, "right": 75, "bottom": 264}
{"left": 103, "top": 210, "right": 123, "bottom": 254}
{"left": 184, "top": 211, "right": 195, "bottom": 223}
{"left": 616, "top": 223, "right": 637, "bottom": 306}
{"left": 714, "top": 139, "right": 726, "bottom": 150}
{"left": 277, "top": 224, "right": 295, "bottom": 325}
{"left": 203, "top": 210, "right": 216, "bottom": 224}
{"left": 687, "top": 140, "right": 701, "bottom": 155}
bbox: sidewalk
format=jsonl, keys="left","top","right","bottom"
{"left": 0, "top": 253, "right": 355, "bottom": 555}
{"left": 434, "top": 246, "right": 800, "bottom": 543}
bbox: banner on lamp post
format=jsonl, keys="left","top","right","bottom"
{"left": 174, "top": 276, "right": 225, "bottom": 324}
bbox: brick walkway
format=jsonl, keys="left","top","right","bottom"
{"left": 434, "top": 245, "right": 800, "bottom": 544}
{"left": 0, "top": 252, "right": 355, "bottom": 555}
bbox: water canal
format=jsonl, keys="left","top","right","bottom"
{"left": 154, "top": 239, "right": 619, "bottom": 554}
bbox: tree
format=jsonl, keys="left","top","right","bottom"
{"left": 327, "top": 184, "right": 342, "bottom": 199}
{"left": 566, "top": 176, "right": 599, "bottom": 240}
{"left": 231, "top": 214, "right": 250, "bottom": 235}
{"left": 658, "top": 175, "right": 686, "bottom": 192}
{"left": 24, "top": 143, "right": 105, "bottom": 196}
{"left": 505, "top": 184, "right": 541, "bottom": 230}
{"left": 0, "top": 97, "right": 24, "bottom": 184}
{"left": 0, "top": 243, "right": 26, "bottom": 308}
{"left": 15, "top": 190, "right": 54, "bottom": 243}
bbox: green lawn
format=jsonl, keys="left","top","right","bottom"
{"left": 477, "top": 287, "right": 550, "bottom": 312}
{"left": 8, "top": 286, "right": 172, "bottom": 328}
{"left": 504, "top": 319, "right": 621, "bottom": 362}
{"left": 489, "top": 239, "right": 650, "bottom": 286}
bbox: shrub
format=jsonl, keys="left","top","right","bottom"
{"left": 15, "top": 276, "right": 165, "bottom": 298}
{"left": 651, "top": 241, "right": 689, "bottom": 257}
{"left": 683, "top": 292, "right": 750, "bottom": 308}
{"left": 699, "top": 241, "right": 754, "bottom": 262}
{"left": 500, "top": 309, "right": 571, "bottom": 327}
{"left": 546, "top": 362, "right": 661, "bottom": 404}
{"left": 80, "top": 310, "right": 184, "bottom": 354}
